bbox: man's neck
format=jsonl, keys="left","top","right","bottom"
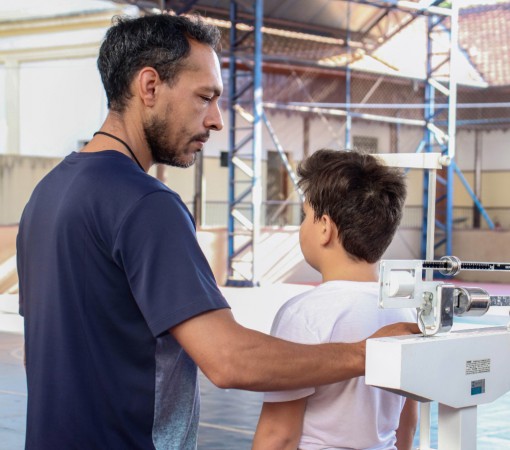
{"left": 83, "top": 112, "right": 152, "bottom": 172}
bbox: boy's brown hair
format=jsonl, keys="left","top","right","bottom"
{"left": 297, "top": 149, "right": 407, "bottom": 263}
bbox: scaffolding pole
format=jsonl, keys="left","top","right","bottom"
{"left": 226, "top": 0, "right": 264, "bottom": 287}
{"left": 420, "top": 1, "right": 458, "bottom": 260}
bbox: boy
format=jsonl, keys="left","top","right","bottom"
{"left": 252, "top": 149, "right": 418, "bottom": 450}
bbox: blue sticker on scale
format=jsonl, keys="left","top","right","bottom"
{"left": 471, "top": 379, "right": 485, "bottom": 396}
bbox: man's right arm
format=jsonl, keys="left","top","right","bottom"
{"left": 170, "top": 308, "right": 419, "bottom": 391}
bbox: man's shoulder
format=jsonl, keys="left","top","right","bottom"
{"left": 31, "top": 151, "right": 188, "bottom": 229}
{"left": 68, "top": 151, "right": 183, "bottom": 205}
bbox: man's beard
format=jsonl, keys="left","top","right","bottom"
{"left": 143, "top": 114, "right": 196, "bottom": 168}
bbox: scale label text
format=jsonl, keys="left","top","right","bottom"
{"left": 466, "top": 359, "right": 490, "bottom": 375}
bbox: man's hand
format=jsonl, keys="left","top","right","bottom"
{"left": 369, "top": 322, "right": 421, "bottom": 340}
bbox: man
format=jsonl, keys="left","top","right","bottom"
{"left": 17, "top": 14, "right": 418, "bottom": 449}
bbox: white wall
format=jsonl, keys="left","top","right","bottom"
{"left": 455, "top": 129, "right": 510, "bottom": 171}
{"left": 19, "top": 58, "right": 106, "bottom": 156}
{"left": 263, "top": 111, "right": 304, "bottom": 158}
{"left": 0, "top": 13, "right": 123, "bottom": 155}
{"left": 0, "top": 65, "right": 6, "bottom": 153}
{"left": 478, "top": 130, "right": 510, "bottom": 170}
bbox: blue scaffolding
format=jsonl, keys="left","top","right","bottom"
{"left": 225, "top": 0, "right": 264, "bottom": 286}
{"left": 222, "top": 0, "right": 463, "bottom": 285}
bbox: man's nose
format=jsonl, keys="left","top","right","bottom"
{"left": 205, "top": 102, "right": 224, "bottom": 131}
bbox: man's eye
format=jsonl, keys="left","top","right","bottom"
{"left": 201, "top": 96, "right": 212, "bottom": 103}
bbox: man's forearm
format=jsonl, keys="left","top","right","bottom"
{"left": 173, "top": 310, "right": 364, "bottom": 391}
{"left": 171, "top": 309, "right": 419, "bottom": 391}
{"left": 219, "top": 327, "right": 366, "bottom": 391}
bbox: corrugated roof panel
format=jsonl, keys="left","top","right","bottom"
{"left": 114, "top": 0, "right": 403, "bottom": 40}
{"left": 266, "top": 0, "right": 347, "bottom": 31}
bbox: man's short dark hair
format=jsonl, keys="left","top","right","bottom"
{"left": 297, "top": 149, "right": 407, "bottom": 263}
{"left": 97, "top": 14, "right": 221, "bottom": 112}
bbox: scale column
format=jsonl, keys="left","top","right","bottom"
{"left": 438, "top": 404, "right": 477, "bottom": 450}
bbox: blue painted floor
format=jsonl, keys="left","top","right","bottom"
{"left": 1, "top": 284, "right": 510, "bottom": 449}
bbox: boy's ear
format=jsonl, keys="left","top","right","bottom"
{"left": 319, "top": 215, "right": 335, "bottom": 246}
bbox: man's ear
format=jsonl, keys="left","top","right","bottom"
{"left": 319, "top": 215, "right": 335, "bottom": 246}
{"left": 137, "top": 67, "right": 160, "bottom": 107}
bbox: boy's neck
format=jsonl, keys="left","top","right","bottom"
{"left": 320, "top": 259, "right": 379, "bottom": 283}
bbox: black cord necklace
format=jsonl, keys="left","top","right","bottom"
{"left": 93, "top": 131, "right": 145, "bottom": 172}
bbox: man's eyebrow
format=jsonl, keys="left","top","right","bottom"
{"left": 199, "top": 86, "right": 222, "bottom": 97}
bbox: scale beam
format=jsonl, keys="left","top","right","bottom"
{"left": 422, "top": 255, "right": 510, "bottom": 276}
{"left": 379, "top": 255, "right": 510, "bottom": 336}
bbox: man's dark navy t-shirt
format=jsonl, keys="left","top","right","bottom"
{"left": 16, "top": 151, "right": 229, "bottom": 449}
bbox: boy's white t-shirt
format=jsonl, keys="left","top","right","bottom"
{"left": 264, "top": 280, "right": 416, "bottom": 450}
